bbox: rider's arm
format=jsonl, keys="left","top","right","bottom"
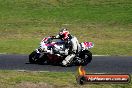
{"left": 56, "top": 35, "right": 60, "bottom": 38}
{"left": 71, "top": 36, "right": 79, "bottom": 53}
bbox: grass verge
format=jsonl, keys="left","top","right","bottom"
{"left": 0, "top": 70, "right": 131, "bottom": 88}
{"left": 0, "top": 0, "right": 132, "bottom": 55}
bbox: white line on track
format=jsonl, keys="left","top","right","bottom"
{"left": 93, "top": 55, "right": 109, "bottom": 56}
{"left": 0, "top": 53, "right": 7, "bottom": 54}
{"left": 17, "top": 70, "right": 50, "bottom": 72}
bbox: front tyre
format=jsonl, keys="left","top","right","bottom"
{"left": 29, "top": 51, "right": 38, "bottom": 64}
{"left": 37, "top": 54, "right": 48, "bottom": 65}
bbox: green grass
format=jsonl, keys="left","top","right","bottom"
{"left": 0, "top": 70, "right": 131, "bottom": 88}
{"left": 0, "top": 0, "right": 132, "bottom": 24}
{"left": 0, "top": 0, "right": 132, "bottom": 55}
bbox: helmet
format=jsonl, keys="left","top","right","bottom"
{"left": 59, "top": 28, "right": 70, "bottom": 40}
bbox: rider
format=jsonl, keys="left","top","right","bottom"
{"left": 56, "top": 28, "right": 80, "bottom": 66}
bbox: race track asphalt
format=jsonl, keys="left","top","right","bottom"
{"left": 0, "top": 54, "right": 132, "bottom": 73}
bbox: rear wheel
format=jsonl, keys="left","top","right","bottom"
{"left": 79, "top": 50, "right": 92, "bottom": 66}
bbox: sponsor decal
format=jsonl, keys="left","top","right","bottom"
{"left": 76, "top": 66, "right": 131, "bottom": 85}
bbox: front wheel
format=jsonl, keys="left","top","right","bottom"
{"left": 79, "top": 50, "right": 92, "bottom": 66}
{"left": 29, "top": 51, "right": 39, "bottom": 64}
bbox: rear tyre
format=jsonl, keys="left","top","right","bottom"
{"left": 79, "top": 50, "right": 92, "bottom": 66}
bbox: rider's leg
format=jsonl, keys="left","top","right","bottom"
{"left": 62, "top": 54, "right": 75, "bottom": 66}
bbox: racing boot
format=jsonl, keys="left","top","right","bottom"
{"left": 62, "top": 54, "right": 75, "bottom": 66}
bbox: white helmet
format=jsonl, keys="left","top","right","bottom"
{"left": 59, "top": 28, "right": 70, "bottom": 40}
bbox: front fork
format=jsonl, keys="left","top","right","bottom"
{"left": 36, "top": 49, "right": 40, "bottom": 53}
{"left": 35, "top": 49, "right": 45, "bottom": 59}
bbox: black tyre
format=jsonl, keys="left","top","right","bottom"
{"left": 79, "top": 50, "right": 92, "bottom": 66}
{"left": 29, "top": 51, "right": 38, "bottom": 64}
{"left": 76, "top": 76, "right": 86, "bottom": 85}
{"left": 37, "top": 54, "right": 47, "bottom": 65}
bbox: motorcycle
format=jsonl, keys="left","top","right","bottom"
{"left": 29, "top": 36, "right": 94, "bottom": 66}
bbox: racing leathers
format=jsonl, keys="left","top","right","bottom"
{"left": 56, "top": 34, "right": 80, "bottom": 66}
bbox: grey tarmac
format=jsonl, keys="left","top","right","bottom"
{"left": 0, "top": 54, "right": 132, "bottom": 73}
